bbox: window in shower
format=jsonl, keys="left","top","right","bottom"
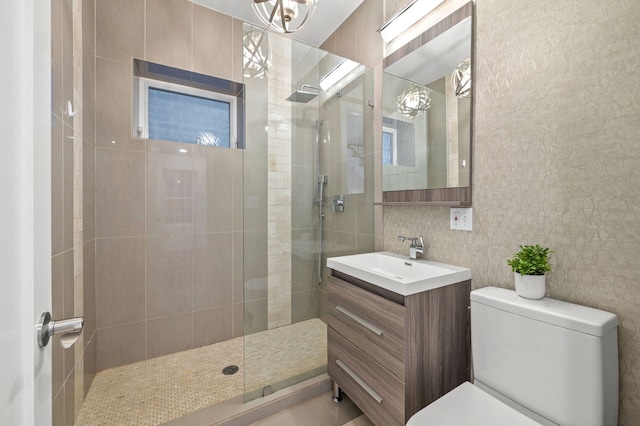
{"left": 133, "top": 59, "right": 245, "bottom": 148}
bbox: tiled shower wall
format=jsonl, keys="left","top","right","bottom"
{"left": 267, "top": 35, "right": 293, "bottom": 329}
{"left": 326, "top": 0, "right": 640, "bottom": 424}
{"left": 52, "top": 0, "right": 97, "bottom": 424}
{"left": 91, "top": 0, "right": 245, "bottom": 371}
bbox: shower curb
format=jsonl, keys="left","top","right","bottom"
{"left": 162, "top": 374, "right": 332, "bottom": 426}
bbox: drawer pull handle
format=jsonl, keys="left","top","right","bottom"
{"left": 336, "top": 359, "right": 383, "bottom": 404}
{"left": 336, "top": 306, "right": 384, "bottom": 336}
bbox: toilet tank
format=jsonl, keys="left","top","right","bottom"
{"left": 471, "top": 287, "right": 618, "bottom": 426}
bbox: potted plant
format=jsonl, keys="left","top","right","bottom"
{"left": 507, "top": 244, "right": 553, "bottom": 299}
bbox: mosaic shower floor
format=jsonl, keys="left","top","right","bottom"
{"left": 76, "top": 318, "right": 327, "bottom": 426}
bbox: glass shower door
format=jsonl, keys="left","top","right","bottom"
{"left": 242, "top": 23, "right": 374, "bottom": 402}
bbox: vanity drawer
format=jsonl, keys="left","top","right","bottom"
{"left": 328, "top": 328, "right": 404, "bottom": 426}
{"left": 327, "top": 275, "right": 405, "bottom": 379}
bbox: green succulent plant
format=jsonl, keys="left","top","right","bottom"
{"left": 507, "top": 245, "right": 553, "bottom": 276}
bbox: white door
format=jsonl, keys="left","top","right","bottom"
{"left": 0, "top": 1, "right": 52, "bottom": 425}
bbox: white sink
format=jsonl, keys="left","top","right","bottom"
{"left": 327, "top": 251, "right": 471, "bottom": 296}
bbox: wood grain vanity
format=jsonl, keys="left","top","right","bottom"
{"left": 327, "top": 269, "right": 470, "bottom": 426}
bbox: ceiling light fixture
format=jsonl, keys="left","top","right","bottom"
{"left": 251, "top": 0, "right": 318, "bottom": 34}
{"left": 397, "top": 86, "right": 431, "bottom": 119}
{"left": 451, "top": 58, "right": 471, "bottom": 98}
{"left": 319, "top": 59, "right": 360, "bottom": 91}
{"left": 378, "top": 0, "right": 445, "bottom": 44}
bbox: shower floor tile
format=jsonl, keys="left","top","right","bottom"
{"left": 76, "top": 318, "right": 327, "bottom": 426}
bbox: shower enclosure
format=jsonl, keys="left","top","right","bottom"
{"left": 72, "top": 5, "right": 373, "bottom": 422}
{"left": 242, "top": 23, "right": 375, "bottom": 401}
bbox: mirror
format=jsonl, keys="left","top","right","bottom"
{"left": 382, "top": 2, "right": 473, "bottom": 205}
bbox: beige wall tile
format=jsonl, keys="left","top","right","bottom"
{"left": 63, "top": 250, "right": 75, "bottom": 321}
{"left": 52, "top": 254, "right": 65, "bottom": 398}
{"left": 53, "top": 388, "right": 64, "bottom": 426}
{"left": 82, "top": 0, "right": 96, "bottom": 142}
{"left": 82, "top": 138, "right": 95, "bottom": 242}
{"left": 193, "top": 306, "right": 234, "bottom": 347}
{"left": 52, "top": 0, "right": 63, "bottom": 122}
{"left": 96, "top": 322, "right": 146, "bottom": 371}
{"left": 291, "top": 239, "right": 315, "bottom": 293}
{"left": 244, "top": 299, "right": 268, "bottom": 335}
{"left": 52, "top": 119, "right": 64, "bottom": 255}
{"left": 192, "top": 4, "right": 234, "bottom": 80}
{"left": 63, "top": 125, "right": 74, "bottom": 251}
{"left": 63, "top": 374, "right": 75, "bottom": 426}
{"left": 61, "top": 0, "right": 74, "bottom": 128}
{"left": 147, "top": 234, "right": 193, "bottom": 319}
{"left": 82, "top": 240, "right": 96, "bottom": 346}
{"left": 291, "top": 165, "right": 314, "bottom": 229}
{"left": 145, "top": 0, "right": 192, "bottom": 70}
{"left": 95, "top": 148, "right": 146, "bottom": 237}
{"left": 233, "top": 302, "right": 244, "bottom": 338}
{"left": 192, "top": 146, "right": 234, "bottom": 234}
{"left": 147, "top": 313, "right": 193, "bottom": 358}
{"left": 95, "top": 237, "right": 146, "bottom": 328}
{"left": 193, "top": 232, "right": 233, "bottom": 310}
{"left": 243, "top": 161, "right": 269, "bottom": 232}
{"left": 232, "top": 156, "right": 244, "bottom": 232}
{"left": 146, "top": 144, "right": 194, "bottom": 236}
{"left": 96, "top": 0, "right": 144, "bottom": 63}
{"left": 233, "top": 231, "right": 244, "bottom": 304}
{"left": 291, "top": 290, "right": 318, "bottom": 323}
{"left": 231, "top": 19, "right": 245, "bottom": 83}
{"left": 83, "top": 336, "right": 96, "bottom": 395}
{"left": 95, "top": 57, "right": 142, "bottom": 150}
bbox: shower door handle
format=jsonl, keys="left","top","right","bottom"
{"left": 37, "top": 311, "right": 84, "bottom": 348}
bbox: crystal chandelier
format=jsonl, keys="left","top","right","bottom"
{"left": 243, "top": 29, "right": 270, "bottom": 79}
{"left": 397, "top": 86, "right": 431, "bottom": 119}
{"left": 251, "top": 0, "right": 318, "bottom": 34}
{"left": 451, "top": 58, "right": 471, "bottom": 98}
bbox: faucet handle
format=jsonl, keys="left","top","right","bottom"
{"left": 398, "top": 235, "right": 406, "bottom": 242}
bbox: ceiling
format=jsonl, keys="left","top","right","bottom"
{"left": 190, "top": 0, "right": 364, "bottom": 47}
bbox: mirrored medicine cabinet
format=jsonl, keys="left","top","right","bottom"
{"left": 382, "top": 2, "right": 473, "bottom": 205}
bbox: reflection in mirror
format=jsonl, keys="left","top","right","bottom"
{"left": 382, "top": 2, "right": 473, "bottom": 205}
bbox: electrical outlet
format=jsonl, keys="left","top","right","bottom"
{"left": 450, "top": 208, "right": 472, "bottom": 231}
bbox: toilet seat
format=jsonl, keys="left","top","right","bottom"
{"left": 406, "top": 382, "right": 543, "bottom": 426}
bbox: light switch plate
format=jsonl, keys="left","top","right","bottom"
{"left": 450, "top": 208, "right": 472, "bottom": 231}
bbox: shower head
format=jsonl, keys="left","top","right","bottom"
{"left": 286, "top": 84, "right": 321, "bottom": 103}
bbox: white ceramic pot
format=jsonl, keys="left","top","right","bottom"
{"left": 514, "top": 273, "right": 546, "bottom": 299}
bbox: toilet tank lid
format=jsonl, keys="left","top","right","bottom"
{"left": 470, "top": 287, "right": 618, "bottom": 337}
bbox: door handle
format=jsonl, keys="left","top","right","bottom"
{"left": 37, "top": 311, "right": 84, "bottom": 348}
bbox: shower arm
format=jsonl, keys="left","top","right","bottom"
{"left": 301, "top": 84, "right": 321, "bottom": 92}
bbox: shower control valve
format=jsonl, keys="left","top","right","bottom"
{"left": 332, "top": 195, "right": 345, "bottom": 212}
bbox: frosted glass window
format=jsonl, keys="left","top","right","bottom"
{"left": 133, "top": 59, "right": 244, "bottom": 148}
{"left": 148, "top": 88, "right": 231, "bottom": 147}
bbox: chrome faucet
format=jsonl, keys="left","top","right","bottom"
{"left": 398, "top": 236, "right": 425, "bottom": 259}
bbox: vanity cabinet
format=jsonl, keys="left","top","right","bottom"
{"left": 327, "top": 270, "right": 470, "bottom": 426}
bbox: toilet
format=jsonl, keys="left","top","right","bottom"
{"left": 407, "top": 286, "right": 619, "bottom": 426}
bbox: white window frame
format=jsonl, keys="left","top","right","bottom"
{"left": 382, "top": 126, "right": 398, "bottom": 166}
{"left": 134, "top": 77, "right": 238, "bottom": 147}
